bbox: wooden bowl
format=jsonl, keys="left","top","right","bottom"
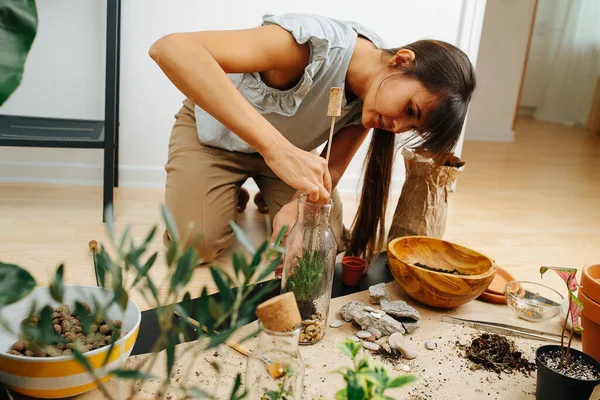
{"left": 388, "top": 236, "right": 497, "bottom": 308}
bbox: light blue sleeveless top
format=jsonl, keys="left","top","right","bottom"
{"left": 194, "top": 13, "right": 385, "bottom": 153}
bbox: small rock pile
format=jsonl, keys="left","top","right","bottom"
{"left": 299, "top": 312, "right": 325, "bottom": 344}
{"left": 333, "top": 284, "right": 428, "bottom": 360}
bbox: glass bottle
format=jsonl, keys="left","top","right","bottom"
{"left": 281, "top": 193, "right": 337, "bottom": 345}
{"left": 245, "top": 324, "right": 305, "bottom": 399}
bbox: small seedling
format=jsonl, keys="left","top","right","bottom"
{"left": 334, "top": 340, "right": 418, "bottom": 400}
{"left": 540, "top": 266, "right": 584, "bottom": 368}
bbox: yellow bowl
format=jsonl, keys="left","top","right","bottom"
{"left": 388, "top": 236, "right": 496, "bottom": 309}
{"left": 0, "top": 285, "right": 141, "bottom": 398}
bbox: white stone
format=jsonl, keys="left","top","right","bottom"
{"left": 362, "top": 342, "right": 381, "bottom": 351}
{"left": 395, "top": 364, "right": 411, "bottom": 372}
{"left": 329, "top": 320, "right": 343, "bottom": 328}
{"left": 370, "top": 312, "right": 382, "bottom": 319}
{"left": 357, "top": 330, "right": 372, "bottom": 339}
{"left": 425, "top": 340, "right": 437, "bottom": 350}
{"left": 369, "top": 327, "right": 383, "bottom": 339}
{"left": 347, "top": 335, "right": 360, "bottom": 342}
{"left": 396, "top": 344, "right": 418, "bottom": 360}
{"left": 375, "top": 336, "right": 389, "bottom": 346}
{"left": 363, "top": 306, "right": 375, "bottom": 312}
{"left": 389, "top": 332, "right": 405, "bottom": 348}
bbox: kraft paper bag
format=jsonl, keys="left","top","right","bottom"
{"left": 387, "top": 148, "right": 465, "bottom": 242}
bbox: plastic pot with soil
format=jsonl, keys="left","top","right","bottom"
{"left": 535, "top": 345, "right": 600, "bottom": 400}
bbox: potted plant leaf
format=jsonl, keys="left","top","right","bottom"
{"left": 536, "top": 266, "right": 600, "bottom": 400}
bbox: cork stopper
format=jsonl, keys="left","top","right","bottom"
{"left": 327, "top": 87, "right": 343, "bottom": 117}
{"left": 255, "top": 292, "right": 301, "bottom": 332}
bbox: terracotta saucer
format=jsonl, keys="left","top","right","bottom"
{"left": 478, "top": 290, "right": 508, "bottom": 304}
{"left": 486, "top": 266, "right": 515, "bottom": 295}
{"left": 477, "top": 266, "right": 516, "bottom": 305}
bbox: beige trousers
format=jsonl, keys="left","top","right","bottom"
{"left": 164, "top": 99, "right": 346, "bottom": 263}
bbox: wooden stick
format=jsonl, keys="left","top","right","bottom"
{"left": 326, "top": 87, "right": 343, "bottom": 164}
{"left": 326, "top": 117, "right": 335, "bottom": 164}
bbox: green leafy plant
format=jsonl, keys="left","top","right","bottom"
{"left": 0, "top": 204, "right": 286, "bottom": 399}
{"left": 261, "top": 369, "right": 295, "bottom": 400}
{"left": 0, "top": 0, "right": 38, "bottom": 105}
{"left": 540, "top": 266, "right": 584, "bottom": 368}
{"left": 286, "top": 249, "right": 327, "bottom": 301}
{"left": 334, "top": 340, "right": 418, "bottom": 400}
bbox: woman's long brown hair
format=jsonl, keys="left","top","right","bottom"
{"left": 345, "top": 40, "right": 476, "bottom": 263}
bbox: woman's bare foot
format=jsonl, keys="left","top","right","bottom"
{"left": 237, "top": 188, "right": 250, "bottom": 213}
{"left": 254, "top": 192, "right": 269, "bottom": 214}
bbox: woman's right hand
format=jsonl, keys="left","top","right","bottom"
{"left": 263, "top": 139, "right": 332, "bottom": 202}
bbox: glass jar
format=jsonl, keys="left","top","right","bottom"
{"left": 245, "top": 324, "right": 305, "bottom": 400}
{"left": 281, "top": 194, "right": 337, "bottom": 345}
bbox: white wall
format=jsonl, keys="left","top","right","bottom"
{"left": 465, "top": 0, "right": 536, "bottom": 142}
{"left": 519, "top": 0, "right": 564, "bottom": 110}
{"left": 0, "top": 0, "right": 483, "bottom": 195}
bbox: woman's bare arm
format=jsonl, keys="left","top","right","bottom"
{"left": 149, "top": 25, "right": 331, "bottom": 200}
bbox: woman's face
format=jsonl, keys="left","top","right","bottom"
{"left": 361, "top": 52, "right": 438, "bottom": 135}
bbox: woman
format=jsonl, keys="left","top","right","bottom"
{"left": 150, "top": 12, "right": 475, "bottom": 264}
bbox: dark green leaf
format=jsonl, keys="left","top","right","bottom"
{"left": 346, "top": 377, "right": 365, "bottom": 400}
{"left": 250, "top": 241, "right": 267, "bottom": 268}
{"left": 143, "top": 226, "right": 158, "bottom": 247}
{"left": 110, "top": 369, "right": 155, "bottom": 380}
{"left": 75, "top": 301, "right": 92, "bottom": 335}
{"left": 257, "top": 255, "right": 282, "bottom": 283}
{"left": 0, "top": 262, "right": 36, "bottom": 306}
{"left": 194, "top": 288, "right": 210, "bottom": 332}
{"left": 170, "top": 248, "right": 196, "bottom": 293}
{"left": 130, "top": 252, "right": 158, "bottom": 289}
{"left": 166, "top": 332, "right": 178, "bottom": 378}
{"left": 335, "top": 389, "right": 349, "bottom": 400}
{"left": 272, "top": 226, "right": 287, "bottom": 247}
{"left": 95, "top": 249, "right": 108, "bottom": 288}
{"left": 145, "top": 276, "right": 159, "bottom": 304}
{"left": 49, "top": 264, "right": 64, "bottom": 303}
{"left": 208, "top": 298, "right": 221, "bottom": 322}
{"left": 166, "top": 240, "right": 178, "bottom": 267}
{"left": 114, "top": 286, "right": 129, "bottom": 311}
{"left": 102, "top": 331, "right": 118, "bottom": 367}
{"left": 188, "top": 387, "right": 211, "bottom": 399}
{"left": 229, "top": 374, "right": 246, "bottom": 400}
{"left": 0, "top": 0, "right": 37, "bottom": 105}
{"left": 233, "top": 252, "right": 251, "bottom": 284}
{"left": 118, "top": 225, "right": 132, "bottom": 254}
{"left": 161, "top": 204, "right": 180, "bottom": 242}
{"left": 264, "top": 391, "right": 279, "bottom": 400}
{"left": 337, "top": 340, "right": 361, "bottom": 360}
{"left": 72, "top": 348, "right": 95, "bottom": 376}
{"left": 229, "top": 221, "right": 255, "bottom": 254}
{"left": 387, "top": 374, "right": 419, "bottom": 389}
{"left": 210, "top": 267, "right": 233, "bottom": 310}
{"left": 206, "top": 331, "right": 231, "bottom": 349}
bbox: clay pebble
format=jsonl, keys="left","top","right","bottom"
{"left": 362, "top": 342, "right": 381, "bottom": 352}
{"left": 357, "top": 330, "right": 372, "bottom": 339}
{"left": 329, "top": 320, "right": 343, "bottom": 328}
{"left": 425, "top": 340, "right": 437, "bottom": 350}
{"left": 347, "top": 335, "right": 360, "bottom": 342}
{"left": 369, "top": 327, "right": 382, "bottom": 339}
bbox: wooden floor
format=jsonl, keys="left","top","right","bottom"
{"left": 1, "top": 118, "right": 599, "bottom": 311}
